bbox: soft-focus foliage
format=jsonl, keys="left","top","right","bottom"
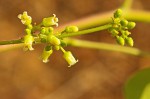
{"left": 124, "top": 68, "right": 150, "bottom": 99}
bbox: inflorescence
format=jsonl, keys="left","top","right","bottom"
{"left": 18, "top": 9, "right": 135, "bottom": 67}
{"left": 18, "top": 11, "right": 78, "bottom": 67}
{"left": 109, "top": 9, "right": 136, "bottom": 46}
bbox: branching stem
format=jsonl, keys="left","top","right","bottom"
{"left": 66, "top": 38, "right": 150, "bottom": 56}
{"left": 1, "top": 0, "right": 150, "bottom": 55}
{"left": 0, "top": 39, "right": 23, "bottom": 45}
{"left": 58, "top": 24, "right": 111, "bottom": 38}
{"left": 121, "top": 0, "right": 134, "bottom": 10}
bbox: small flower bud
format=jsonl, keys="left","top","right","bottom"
{"left": 41, "top": 27, "right": 46, "bottom": 34}
{"left": 45, "top": 27, "right": 54, "bottom": 35}
{"left": 110, "top": 29, "right": 119, "bottom": 37}
{"left": 47, "top": 35, "right": 60, "bottom": 45}
{"left": 127, "top": 22, "right": 136, "bottom": 29}
{"left": 112, "top": 24, "right": 119, "bottom": 30}
{"left": 41, "top": 27, "right": 54, "bottom": 35}
{"left": 60, "top": 40, "right": 67, "bottom": 47}
{"left": 114, "top": 9, "right": 122, "bottom": 18}
{"left": 65, "top": 26, "right": 79, "bottom": 33}
{"left": 122, "top": 30, "right": 131, "bottom": 36}
{"left": 27, "top": 24, "right": 33, "bottom": 29}
{"left": 25, "top": 29, "right": 31, "bottom": 35}
{"left": 63, "top": 51, "right": 78, "bottom": 67}
{"left": 41, "top": 46, "right": 53, "bottom": 63}
{"left": 126, "top": 37, "right": 134, "bottom": 46}
{"left": 120, "top": 19, "right": 128, "bottom": 27}
{"left": 48, "top": 27, "right": 54, "bottom": 33}
{"left": 24, "top": 35, "right": 34, "bottom": 51}
{"left": 54, "top": 45, "right": 60, "bottom": 50}
{"left": 116, "top": 36, "right": 125, "bottom": 46}
{"left": 39, "top": 34, "right": 47, "bottom": 43}
{"left": 114, "top": 18, "right": 121, "bottom": 24}
{"left": 42, "top": 14, "right": 58, "bottom": 27}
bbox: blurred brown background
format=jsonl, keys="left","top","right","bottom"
{"left": 0, "top": 0, "right": 150, "bottom": 99}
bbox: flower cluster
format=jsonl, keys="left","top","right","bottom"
{"left": 109, "top": 9, "right": 136, "bottom": 46}
{"left": 18, "top": 11, "right": 34, "bottom": 50}
{"left": 18, "top": 9, "right": 136, "bottom": 67}
{"left": 18, "top": 12, "right": 78, "bottom": 67}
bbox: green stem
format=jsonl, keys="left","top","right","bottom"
{"left": 121, "top": 0, "right": 134, "bottom": 10}
{"left": 0, "top": 39, "right": 23, "bottom": 45}
{"left": 32, "top": 23, "right": 42, "bottom": 32}
{"left": 60, "top": 47, "right": 66, "bottom": 53}
{"left": 1, "top": 9, "right": 150, "bottom": 54}
{"left": 125, "top": 10, "right": 150, "bottom": 22}
{"left": 57, "top": 9, "right": 150, "bottom": 33}
{"left": 3, "top": 9, "right": 149, "bottom": 46}
{"left": 0, "top": 24, "right": 111, "bottom": 45}
{"left": 0, "top": 9, "right": 150, "bottom": 46}
{"left": 58, "top": 24, "right": 111, "bottom": 38}
{"left": 66, "top": 38, "right": 149, "bottom": 56}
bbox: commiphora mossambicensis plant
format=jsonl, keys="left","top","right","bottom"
{"left": 0, "top": 9, "right": 136, "bottom": 67}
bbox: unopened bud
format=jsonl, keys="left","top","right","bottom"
{"left": 65, "top": 26, "right": 78, "bottom": 33}
{"left": 120, "top": 19, "right": 128, "bottom": 27}
{"left": 54, "top": 45, "right": 60, "bottom": 50}
{"left": 127, "top": 22, "right": 136, "bottom": 29}
{"left": 114, "top": 9, "right": 122, "bottom": 18}
{"left": 126, "top": 37, "right": 134, "bottom": 46}
{"left": 123, "top": 31, "right": 131, "bottom": 36}
{"left": 25, "top": 29, "right": 31, "bottom": 35}
{"left": 114, "top": 18, "right": 121, "bottom": 24}
{"left": 27, "top": 24, "right": 33, "bottom": 29}
{"left": 39, "top": 34, "right": 47, "bottom": 43}
{"left": 110, "top": 29, "right": 119, "bottom": 37}
{"left": 41, "top": 27, "right": 46, "bottom": 34}
{"left": 116, "top": 36, "right": 125, "bottom": 46}
{"left": 47, "top": 35, "right": 60, "bottom": 45}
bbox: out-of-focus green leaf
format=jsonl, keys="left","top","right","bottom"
{"left": 140, "top": 83, "right": 150, "bottom": 99}
{"left": 124, "top": 68, "right": 150, "bottom": 99}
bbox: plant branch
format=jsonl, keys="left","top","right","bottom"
{"left": 57, "top": 9, "right": 150, "bottom": 33}
{"left": 1, "top": 9, "right": 150, "bottom": 53}
{"left": 0, "top": 24, "right": 111, "bottom": 45}
{"left": 58, "top": 24, "right": 111, "bottom": 38}
{"left": 0, "top": 9, "right": 149, "bottom": 47}
{"left": 0, "top": 39, "right": 23, "bottom": 45}
{"left": 125, "top": 10, "right": 150, "bottom": 23}
{"left": 66, "top": 38, "right": 150, "bottom": 56}
{"left": 121, "top": 0, "right": 134, "bottom": 10}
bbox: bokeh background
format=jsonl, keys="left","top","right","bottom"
{"left": 0, "top": 0, "right": 150, "bottom": 99}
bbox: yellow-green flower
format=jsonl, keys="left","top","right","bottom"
{"left": 41, "top": 46, "right": 53, "bottom": 63}
{"left": 63, "top": 51, "right": 78, "bottom": 67}
{"left": 24, "top": 35, "right": 34, "bottom": 51}
{"left": 47, "top": 35, "right": 60, "bottom": 46}
{"left": 42, "top": 14, "right": 58, "bottom": 27}
{"left": 18, "top": 11, "right": 32, "bottom": 25}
